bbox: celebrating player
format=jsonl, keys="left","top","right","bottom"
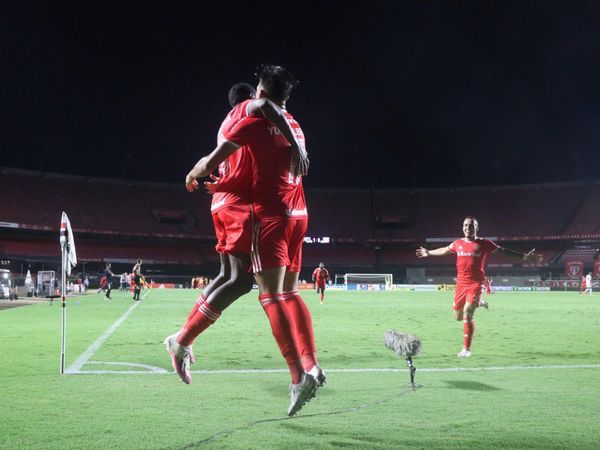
{"left": 183, "top": 65, "right": 321, "bottom": 416}
{"left": 312, "top": 262, "right": 330, "bottom": 304}
{"left": 416, "top": 216, "right": 542, "bottom": 357}
{"left": 131, "top": 259, "right": 143, "bottom": 301}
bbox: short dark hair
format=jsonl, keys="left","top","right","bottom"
{"left": 255, "top": 64, "right": 298, "bottom": 103}
{"left": 464, "top": 216, "right": 479, "bottom": 227}
{"left": 228, "top": 82, "right": 256, "bottom": 108}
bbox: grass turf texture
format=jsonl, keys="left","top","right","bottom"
{"left": 1, "top": 289, "right": 598, "bottom": 449}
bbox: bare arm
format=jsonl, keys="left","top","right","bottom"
{"left": 416, "top": 246, "right": 453, "bottom": 258}
{"left": 247, "top": 98, "right": 309, "bottom": 175}
{"left": 497, "top": 247, "right": 543, "bottom": 263}
{"left": 185, "top": 140, "right": 240, "bottom": 189}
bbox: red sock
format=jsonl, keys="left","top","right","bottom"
{"left": 185, "top": 292, "right": 207, "bottom": 323}
{"left": 260, "top": 293, "right": 303, "bottom": 383}
{"left": 283, "top": 290, "right": 317, "bottom": 371}
{"left": 177, "top": 301, "right": 221, "bottom": 347}
{"left": 463, "top": 318, "right": 475, "bottom": 351}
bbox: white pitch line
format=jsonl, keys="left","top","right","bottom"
{"left": 68, "top": 363, "right": 600, "bottom": 375}
{"left": 86, "top": 361, "right": 168, "bottom": 373}
{"left": 65, "top": 302, "right": 140, "bottom": 374}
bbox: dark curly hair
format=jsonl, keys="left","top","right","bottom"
{"left": 228, "top": 82, "right": 256, "bottom": 108}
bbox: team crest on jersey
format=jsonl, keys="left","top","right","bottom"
{"left": 219, "top": 160, "right": 230, "bottom": 177}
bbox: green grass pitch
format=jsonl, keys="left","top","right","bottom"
{"left": 1, "top": 289, "right": 599, "bottom": 449}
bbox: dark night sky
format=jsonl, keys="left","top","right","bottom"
{"left": 2, "top": 2, "right": 600, "bottom": 189}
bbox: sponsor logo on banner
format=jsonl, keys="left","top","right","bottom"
{"left": 594, "top": 260, "right": 600, "bottom": 278}
{"left": 564, "top": 260, "right": 584, "bottom": 278}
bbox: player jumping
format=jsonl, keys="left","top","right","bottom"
{"left": 183, "top": 65, "right": 322, "bottom": 416}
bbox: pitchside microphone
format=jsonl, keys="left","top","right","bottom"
{"left": 384, "top": 330, "right": 422, "bottom": 387}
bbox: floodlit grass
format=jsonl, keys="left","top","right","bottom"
{"left": 1, "top": 289, "right": 599, "bottom": 449}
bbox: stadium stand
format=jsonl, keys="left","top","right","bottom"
{"left": 1, "top": 168, "right": 598, "bottom": 283}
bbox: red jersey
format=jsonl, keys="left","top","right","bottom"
{"left": 312, "top": 267, "right": 330, "bottom": 283}
{"left": 211, "top": 99, "right": 254, "bottom": 214}
{"left": 448, "top": 238, "right": 499, "bottom": 284}
{"left": 223, "top": 110, "right": 307, "bottom": 220}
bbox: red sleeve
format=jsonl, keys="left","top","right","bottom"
{"left": 223, "top": 116, "right": 264, "bottom": 147}
{"left": 448, "top": 240, "right": 459, "bottom": 253}
{"left": 484, "top": 239, "right": 500, "bottom": 254}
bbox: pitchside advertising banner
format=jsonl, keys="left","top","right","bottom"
{"left": 564, "top": 260, "right": 584, "bottom": 278}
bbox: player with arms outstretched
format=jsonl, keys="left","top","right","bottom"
{"left": 312, "top": 262, "right": 330, "bottom": 304}
{"left": 416, "top": 216, "right": 542, "bottom": 357}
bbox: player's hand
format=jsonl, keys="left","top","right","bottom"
{"left": 416, "top": 247, "right": 429, "bottom": 258}
{"left": 523, "top": 248, "right": 543, "bottom": 264}
{"left": 203, "top": 174, "right": 221, "bottom": 195}
{"left": 185, "top": 175, "right": 199, "bottom": 192}
{"left": 291, "top": 143, "right": 310, "bottom": 176}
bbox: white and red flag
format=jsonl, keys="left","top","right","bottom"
{"left": 60, "top": 212, "right": 77, "bottom": 275}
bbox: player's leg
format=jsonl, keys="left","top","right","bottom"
{"left": 453, "top": 285, "right": 468, "bottom": 356}
{"left": 256, "top": 266, "right": 303, "bottom": 383}
{"left": 180, "top": 253, "right": 253, "bottom": 348}
{"left": 185, "top": 253, "right": 230, "bottom": 322}
{"left": 459, "top": 289, "right": 480, "bottom": 357}
{"left": 253, "top": 220, "right": 304, "bottom": 382}
{"left": 175, "top": 207, "right": 255, "bottom": 372}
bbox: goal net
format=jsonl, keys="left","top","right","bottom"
{"left": 344, "top": 273, "right": 393, "bottom": 289}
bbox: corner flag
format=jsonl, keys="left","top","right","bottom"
{"left": 60, "top": 212, "right": 77, "bottom": 275}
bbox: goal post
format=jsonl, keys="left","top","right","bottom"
{"left": 344, "top": 273, "right": 393, "bottom": 290}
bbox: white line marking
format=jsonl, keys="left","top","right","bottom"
{"left": 86, "top": 361, "right": 167, "bottom": 373}
{"left": 65, "top": 302, "right": 140, "bottom": 374}
{"left": 67, "top": 363, "right": 600, "bottom": 375}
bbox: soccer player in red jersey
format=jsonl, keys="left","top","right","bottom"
{"left": 416, "top": 216, "right": 542, "bottom": 357}
{"left": 186, "top": 65, "right": 321, "bottom": 416}
{"left": 165, "top": 82, "right": 304, "bottom": 384}
{"left": 312, "top": 262, "right": 330, "bottom": 304}
{"left": 579, "top": 275, "right": 586, "bottom": 294}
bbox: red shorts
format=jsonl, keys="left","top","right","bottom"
{"left": 453, "top": 283, "right": 483, "bottom": 311}
{"left": 316, "top": 281, "right": 326, "bottom": 290}
{"left": 251, "top": 218, "right": 307, "bottom": 273}
{"left": 212, "top": 203, "right": 253, "bottom": 255}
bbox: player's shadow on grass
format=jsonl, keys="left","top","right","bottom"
{"left": 443, "top": 380, "right": 501, "bottom": 391}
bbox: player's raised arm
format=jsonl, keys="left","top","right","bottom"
{"left": 497, "top": 247, "right": 544, "bottom": 263}
{"left": 416, "top": 246, "right": 453, "bottom": 258}
{"left": 247, "top": 98, "right": 309, "bottom": 175}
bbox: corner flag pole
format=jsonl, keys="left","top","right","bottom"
{"left": 59, "top": 212, "right": 77, "bottom": 375}
{"left": 60, "top": 223, "right": 67, "bottom": 374}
